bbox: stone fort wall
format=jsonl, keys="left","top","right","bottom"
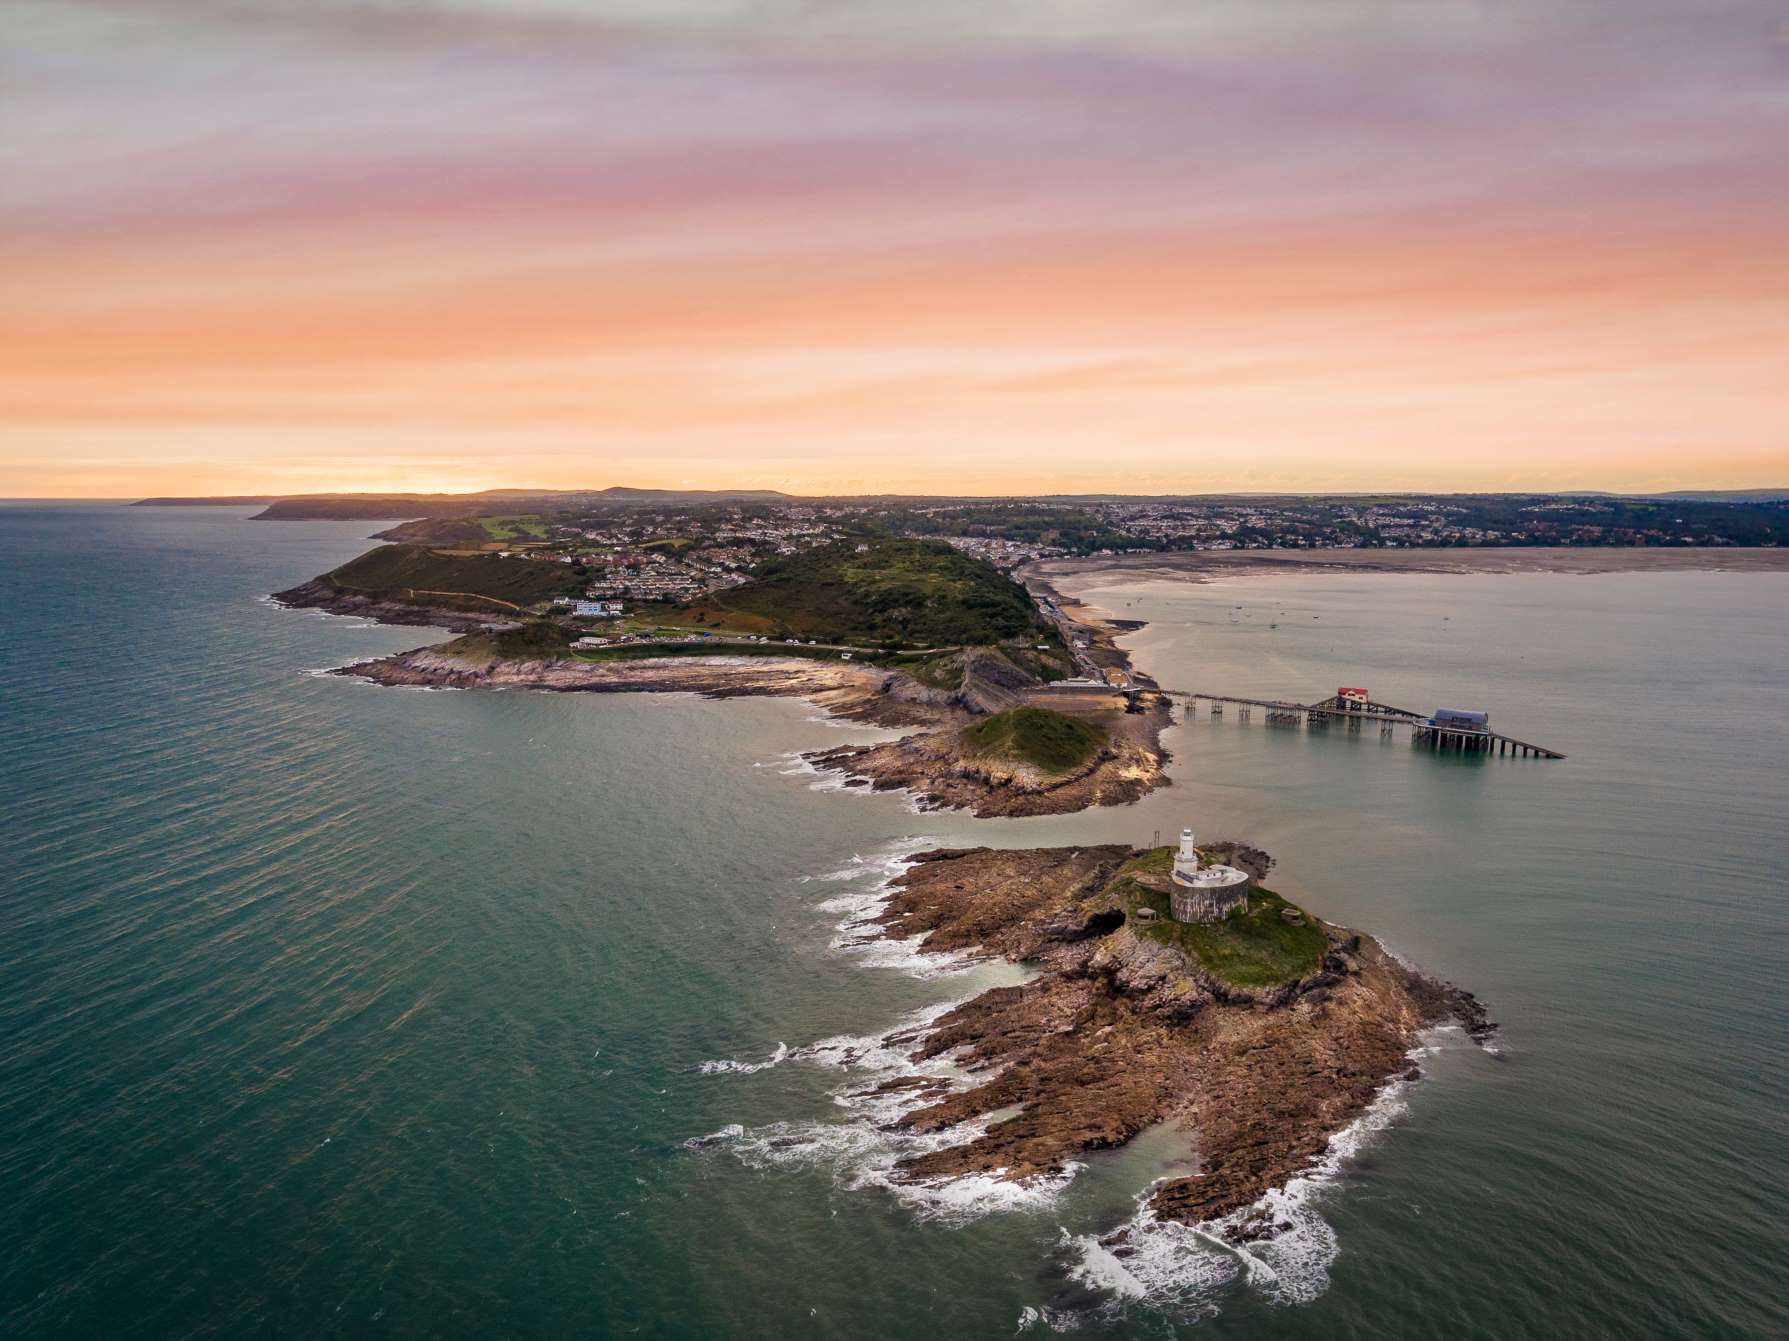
{"left": 1170, "top": 873, "right": 1251, "bottom": 924}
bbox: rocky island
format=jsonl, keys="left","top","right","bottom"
{"left": 854, "top": 841, "right": 1490, "bottom": 1236}
{"left": 807, "top": 702, "right": 1168, "bottom": 817}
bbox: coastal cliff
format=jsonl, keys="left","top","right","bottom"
{"left": 272, "top": 577, "right": 522, "bottom": 633}
{"left": 859, "top": 845, "right": 1490, "bottom": 1235}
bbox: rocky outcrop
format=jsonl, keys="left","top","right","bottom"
{"left": 272, "top": 579, "right": 517, "bottom": 633}
{"left": 336, "top": 645, "right": 963, "bottom": 729}
{"left": 857, "top": 845, "right": 1492, "bottom": 1232}
{"left": 953, "top": 647, "right": 1037, "bottom": 715}
{"left": 805, "top": 697, "right": 1172, "bottom": 817}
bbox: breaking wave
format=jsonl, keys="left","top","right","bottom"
{"left": 772, "top": 750, "right": 856, "bottom": 793}
{"left": 697, "top": 1042, "right": 789, "bottom": 1075}
{"left": 692, "top": 1000, "right": 1081, "bottom": 1225}
{"left": 1057, "top": 1051, "right": 1428, "bottom": 1321}
{"left": 803, "top": 837, "right": 987, "bottom": 979}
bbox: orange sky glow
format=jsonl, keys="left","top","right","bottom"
{"left": 4, "top": 1, "right": 1786, "bottom": 497}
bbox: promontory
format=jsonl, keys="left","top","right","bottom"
{"left": 276, "top": 533, "right": 1170, "bottom": 818}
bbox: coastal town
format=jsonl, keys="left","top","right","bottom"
{"left": 340, "top": 490, "right": 1786, "bottom": 637}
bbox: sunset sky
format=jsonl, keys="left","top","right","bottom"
{"left": 5, "top": 0, "right": 1787, "bottom": 497}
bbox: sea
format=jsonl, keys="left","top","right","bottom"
{"left": 2, "top": 502, "right": 1784, "bottom": 1339}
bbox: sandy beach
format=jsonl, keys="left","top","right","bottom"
{"left": 1029, "top": 546, "right": 1789, "bottom": 596}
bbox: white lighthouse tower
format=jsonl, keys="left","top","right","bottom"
{"left": 1172, "top": 827, "right": 1200, "bottom": 882}
{"left": 1167, "top": 824, "right": 1251, "bottom": 923}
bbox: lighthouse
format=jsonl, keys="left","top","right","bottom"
{"left": 1167, "top": 824, "right": 1251, "bottom": 923}
{"left": 1172, "top": 827, "right": 1200, "bottom": 882}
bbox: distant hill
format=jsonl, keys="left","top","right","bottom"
{"left": 693, "top": 538, "right": 1052, "bottom": 647}
{"left": 1630, "top": 489, "right": 1789, "bottom": 503}
{"left": 131, "top": 487, "right": 796, "bottom": 520}
{"left": 590, "top": 487, "right": 792, "bottom": 503}
{"left": 134, "top": 485, "right": 1789, "bottom": 516}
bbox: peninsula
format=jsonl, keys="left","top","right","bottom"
{"left": 278, "top": 534, "right": 1172, "bottom": 817}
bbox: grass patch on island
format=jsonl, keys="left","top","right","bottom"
{"left": 1118, "top": 862, "right": 1328, "bottom": 988}
{"left": 960, "top": 707, "right": 1106, "bottom": 776}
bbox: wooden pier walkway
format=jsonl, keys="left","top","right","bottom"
{"left": 1164, "top": 690, "right": 1565, "bottom": 759}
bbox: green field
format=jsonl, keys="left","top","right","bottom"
{"left": 960, "top": 707, "right": 1106, "bottom": 775}
{"left": 321, "top": 544, "right": 583, "bottom": 608}
{"left": 1112, "top": 849, "right": 1329, "bottom": 988}
{"left": 684, "top": 538, "right": 1051, "bottom": 647}
{"left": 476, "top": 514, "right": 548, "bottom": 540}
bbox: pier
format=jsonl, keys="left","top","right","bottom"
{"left": 1165, "top": 689, "right": 1565, "bottom": 759}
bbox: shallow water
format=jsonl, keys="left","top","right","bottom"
{"left": 1, "top": 505, "right": 1783, "bottom": 1337}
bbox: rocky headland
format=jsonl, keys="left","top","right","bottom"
{"left": 804, "top": 695, "right": 1172, "bottom": 817}
{"left": 857, "top": 844, "right": 1490, "bottom": 1236}
{"left": 339, "top": 643, "right": 960, "bottom": 729}
{"left": 273, "top": 577, "right": 524, "bottom": 633}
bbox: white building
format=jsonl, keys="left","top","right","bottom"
{"left": 1168, "top": 827, "right": 1251, "bottom": 923}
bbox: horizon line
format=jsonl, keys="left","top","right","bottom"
{"left": 7, "top": 484, "right": 1785, "bottom": 505}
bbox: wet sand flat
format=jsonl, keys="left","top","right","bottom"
{"left": 1030, "top": 546, "right": 1789, "bottom": 590}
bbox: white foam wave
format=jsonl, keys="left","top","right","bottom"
{"left": 772, "top": 746, "right": 937, "bottom": 811}
{"left": 802, "top": 712, "right": 863, "bottom": 729}
{"left": 682, "top": 1123, "right": 745, "bottom": 1148}
{"left": 1061, "top": 1059, "right": 1422, "bottom": 1316}
{"left": 801, "top": 837, "right": 988, "bottom": 979}
{"left": 775, "top": 750, "right": 851, "bottom": 791}
{"left": 698, "top": 1042, "right": 790, "bottom": 1075}
{"left": 1014, "top": 1304, "right": 1091, "bottom": 1333}
{"left": 697, "top": 997, "right": 1078, "bottom": 1225}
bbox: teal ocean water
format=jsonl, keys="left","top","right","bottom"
{"left": 2, "top": 504, "right": 1784, "bottom": 1338}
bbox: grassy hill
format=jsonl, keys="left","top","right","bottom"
{"left": 683, "top": 538, "right": 1053, "bottom": 647}
{"left": 442, "top": 620, "right": 576, "bottom": 660}
{"left": 961, "top": 707, "right": 1107, "bottom": 775}
{"left": 318, "top": 544, "right": 583, "bottom": 610}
